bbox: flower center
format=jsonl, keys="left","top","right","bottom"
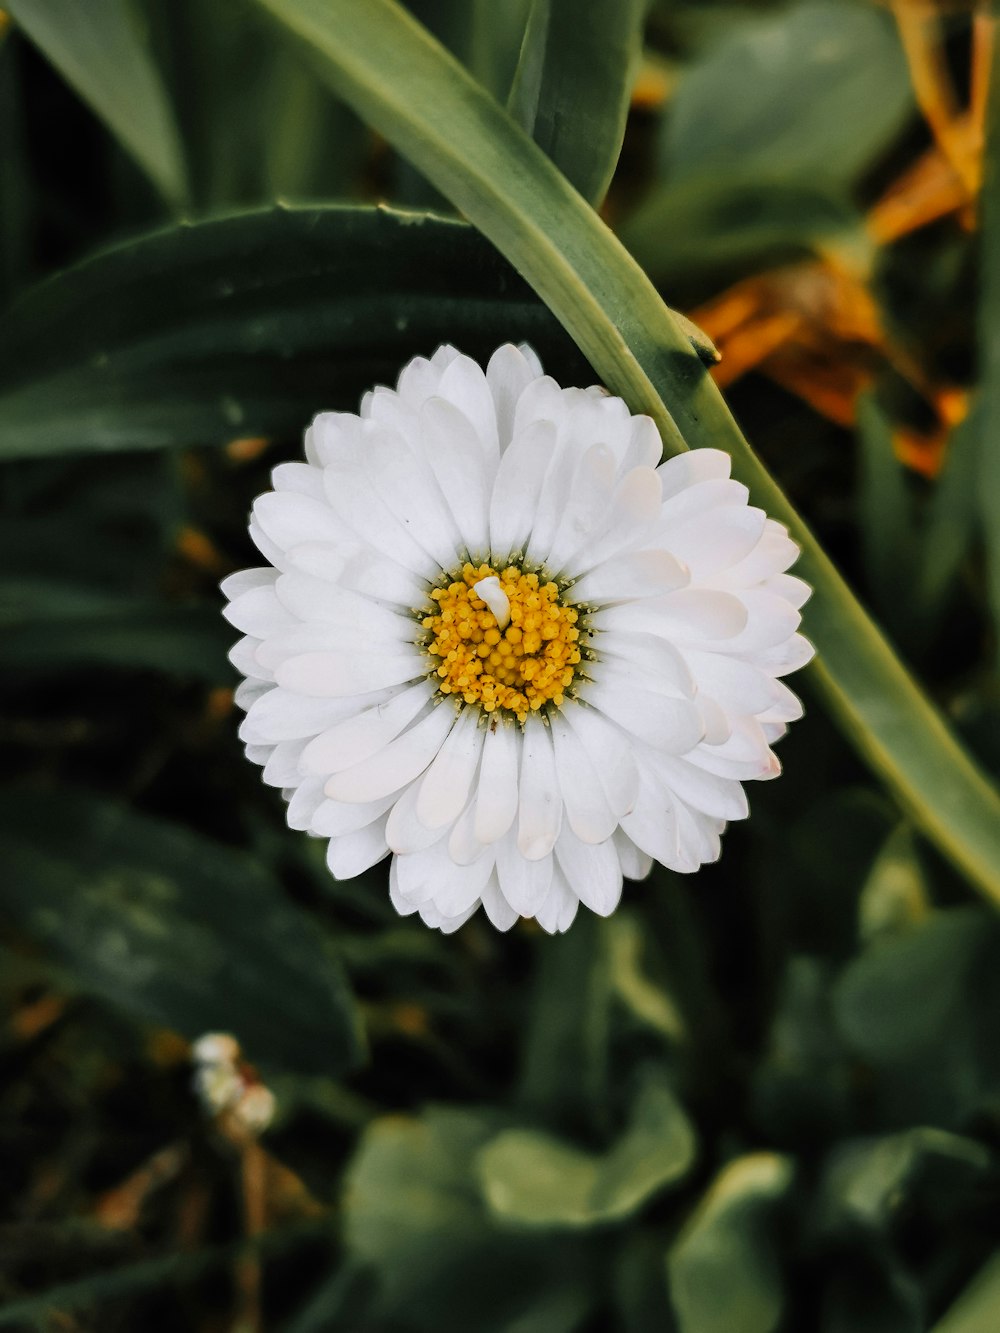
{"left": 421, "top": 562, "right": 582, "bottom": 723}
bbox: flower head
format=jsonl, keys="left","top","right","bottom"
{"left": 224, "top": 344, "right": 812, "bottom": 934}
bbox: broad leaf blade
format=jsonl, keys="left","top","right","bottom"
{"left": 249, "top": 0, "right": 1000, "bottom": 909}
{"left": 508, "top": 0, "right": 645, "bottom": 206}
{"left": 0, "top": 204, "right": 585, "bottom": 459}
{"left": 667, "top": 1155, "right": 793, "bottom": 1333}
{"left": 663, "top": 0, "right": 913, "bottom": 189}
{"left": 0, "top": 786, "right": 364, "bottom": 1076}
{"left": 5, "top": 0, "right": 188, "bottom": 206}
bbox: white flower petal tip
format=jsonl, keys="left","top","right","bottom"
{"left": 224, "top": 344, "right": 813, "bottom": 934}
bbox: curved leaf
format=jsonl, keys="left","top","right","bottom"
{"left": 5, "top": 0, "right": 188, "bottom": 206}
{"left": 0, "top": 785, "right": 363, "bottom": 1076}
{"left": 477, "top": 1072, "right": 696, "bottom": 1229}
{"left": 508, "top": 0, "right": 646, "bottom": 205}
{"left": 250, "top": 0, "right": 1000, "bottom": 906}
{"left": 0, "top": 204, "right": 586, "bottom": 459}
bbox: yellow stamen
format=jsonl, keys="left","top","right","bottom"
{"left": 423, "top": 562, "right": 582, "bottom": 723}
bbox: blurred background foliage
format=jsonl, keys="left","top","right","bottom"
{"left": 2, "top": 0, "right": 1000, "bottom": 1329}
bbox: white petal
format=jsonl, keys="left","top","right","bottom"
{"left": 495, "top": 834, "right": 553, "bottom": 915}
{"left": 534, "top": 862, "right": 580, "bottom": 934}
{"left": 234, "top": 679, "right": 272, "bottom": 711}
{"left": 223, "top": 585, "right": 297, "bottom": 637}
{"left": 549, "top": 710, "right": 618, "bottom": 844}
{"left": 612, "top": 828, "right": 654, "bottom": 881}
{"left": 300, "top": 680, "right": 433, "bottom": 775}
{"left": 437, "top": 353, "right": 500, "bottom": 466}
{"left": 326, "top": 816, "right": 390, "bottom": 879}
{"left": 764, "top": 573, "right": 812, "bottom": 609}
{"left": 286, "top": 540, "right": 427, "bottom": 609}
{"left": 486, "top": 343, "right": 543, "bottom": 451}
{"left": 563, "top": 467, "right": 663, "bottom": 575}
{"left": 566, "top": 549, "right": 688, "bottom": 607}
{"left": 322, "top": 440, "right": 438, "bottom": 578}
{"left": 756, "top": 632, "right": 815, "bottom": 675}
{"left": 554, "top": 827, "right": 623, "bottom": 917}
{"left": 721, "top": 591, "right": 801, "bottom": 654}
{"left": 324, "top": 702, "right": 458, "bottom": 802}
{"left": 543, "top": 442, "right": 618, "bottom": 573}
{"left": 221, "top": 568, "right": 275, "bottom": 600}
{"left": 273, "top": 573, "right": 414, "bottom": 635}
{"left": 256, "top": 624, "right": 410, "bottom": 676}
{"left": 241, "top": 688, "right": 378, "bottom": 745}
{"left": 656, "top": 448, "right": 731, "bottom": 498}
{"left": 448, "top": 797, "right": 492, "bottom": 865}
{"left": 488, "top": 418, "right": 557, "bottom": 563}
{"left": 610, "top": 589, "right": 748, "bottom": 642}
{"left": 480, "top": 872, "right": 519, "bottom": 931}
{"left": 394, "top": 838, "right": 493, "bottom": 914}
{"left": 271, "top": 461, "right": 325, "bottom": 498}
{"left": 385, "top": 781, "right": 448, "bottom": 853}
{"left": 581, "top": 668, "right": 704, "bottom": 752}
{"left": 275, "top": 649, "right": 423, "bottom": 698}
{"left": 362, "top": 428, "right": 462, "bottom": 568}
{"left": 415, "top": 707, "right": 485, "bottom": 829}
{"left": 620, "top": 782, "right": 687, "bottom": 873}
{"left": 229, "top": 635, "right": 272, "bottom": 682}
{"left": 419, "top": 398, "right": 491, "bottom": 555}
{"left": 666, "top": 507, "right": 767, "bottom": 580}
{"left": 311, "top": 791, "right": 399, "bottom": 837}
{"left": 262, "top": 738, "right": 307, "bottom": 787}
{"left": 684, "top": 650, "right": 784, "bottom": 716}
{"left": 252, "top": 492, "right": 343, "bottom": 553}
{"left": 517, "top": 714, "right": 563, "bottom": 860}
{"left": 563, "top": 704, "right": 639, "bottom": 818}
{"left": 647, "top": 752, "right": 749, "bottom": 820}
{"left": 474, "top": 720, "right": 521, "bottom": 844}
{"left": 593, "top": 630, "right": 695, "bottom": 697}
{"left": 286, "top": 777, "right": 327, "bottom": 831}
{"left": 621, "top": 415, "right": 664, "bottom": 472}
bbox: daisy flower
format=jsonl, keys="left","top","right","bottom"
{"left": 224, "top": 344, "right": 812, "bottom": 934}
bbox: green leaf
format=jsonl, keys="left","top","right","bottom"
{"left": 858, "top": 824, "right": 931, "bottom": 944}
{"left": 344, "top": 1107, "right": 595, "bottom": 1331}
{"left": 0, "top": 204, "right": 585, "bottom": 460}
{"left": 621, "top": 176, "right": 866, "bottom": 299}
{"left": 917, "top": 407, "right": 981, "bottom": 624}
{"left": 663, "top": 0, "right": 913, "bottom": 189}
{"left": 667, "top": 1154, "right": 793, "bottom": 1333}
{"left": 978, "top": 29, "right": 1000, "bottom": 657}
{"left": 834, "top": 907, "right": 995, "bottom": 1063}
{"left": 833, "top": 906, "right": 1000, "bottom": 1125}
{"left": 0, "top": 786, "right": 364, "bottom": 1076}
{"left": 5, "top": 0, "right": 188, "bottom": 206}
{"left": 0, "top": 579, "right": 232, "bottom": 680}
{"left": 609, "top": 910, "right": 686, "bottom": 1043}
{"left": 249, "top": 0, "right": 1000, "bottom": 911}
{"left": 932, "top": 1251, "right": 1000, "bottom": 1333}
{"left": 856, "top": 395, "right": 920, "bottom": 642}
{"left": 516, "top": 912, "right": 612, "bottom": 1133}
{"left": 820, "top": 1128, "right": 993, "bottom": 1237}
{"left": 508, "top": 0, "right": 646, "bottom": 206}
{"left": 477, "top": 1071, "right": 696, "bottom": 1229}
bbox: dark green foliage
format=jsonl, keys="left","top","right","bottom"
{"left": 3, "top": 1, "right": 1000, "bottom": 1331}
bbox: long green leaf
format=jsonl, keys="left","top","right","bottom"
{"left": 250, "top": 0, "right": 1000, "bottom": 904}
{"left": 979, "top": 33, "right": 1000, "bottom": 656}
{"left": 0, "top": 205, "right": 586, "bottom": 459}
{"left": 0, "top": 785, "right": 364, "bottom": 1075}
{"left": 5, "top": 0, "right": 188, "bottom": 206}
{"left": 508, "top": 0, "right": 645, "bottom": 205}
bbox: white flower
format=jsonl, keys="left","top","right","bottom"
{"left": 224, "top": 344, "right": 812, "bottom": 935}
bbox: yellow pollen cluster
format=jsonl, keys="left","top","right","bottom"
{"left": 422, "top": 562, "right": 582, "bottom": 722}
